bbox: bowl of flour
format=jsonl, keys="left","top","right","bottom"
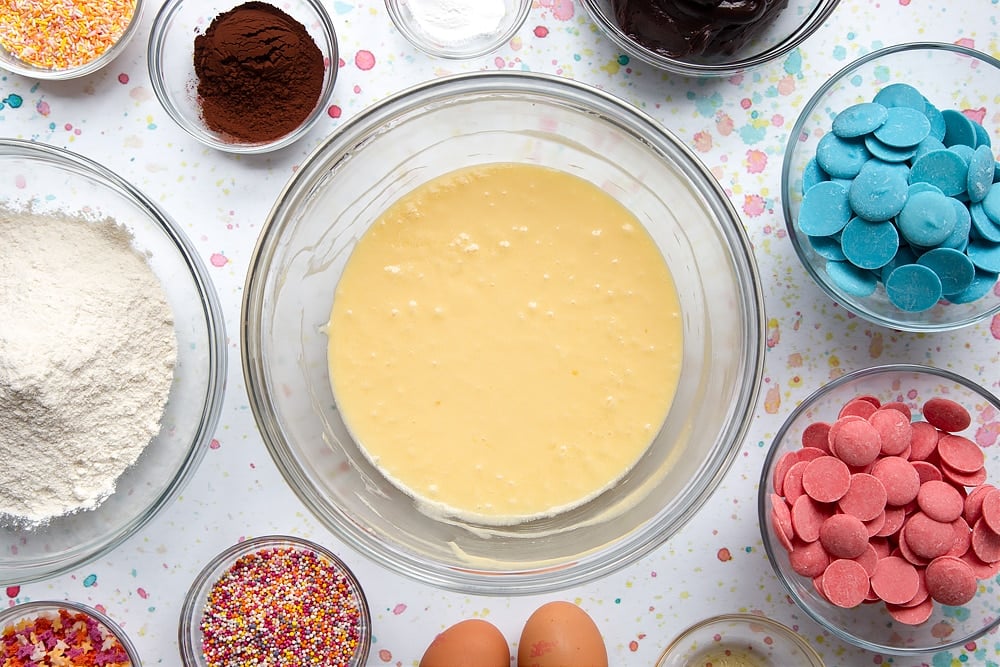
{"left": 0, "top": 139, "right": 226, "bottom": 585}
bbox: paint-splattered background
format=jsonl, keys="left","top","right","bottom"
{"left": 2, "top": 1, "right": 1000, "bottom": 665}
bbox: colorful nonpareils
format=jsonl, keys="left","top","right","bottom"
{"left": 199, "top": 544, "right": 366, "bottom": 667}
{"left": 193, "top": 2, "right": 326, "bottom": 144}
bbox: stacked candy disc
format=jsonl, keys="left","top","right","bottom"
{"left": 797, "top": 82, "right": 1000, "bottom": 311}
{"left": 768, "top": 394, "right": 1000, "bottom": 625}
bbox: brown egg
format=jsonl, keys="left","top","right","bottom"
{"left": 518, "top": 601, "right": 609, "bottom": 667}
{"left": 419, "top": 618, "right": 510, "bottom": 667}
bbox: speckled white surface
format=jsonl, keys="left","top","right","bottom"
{"left": 2, "top": 1, "right": 1000, "bottom": 665}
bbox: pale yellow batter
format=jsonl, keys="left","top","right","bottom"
{"left": 326, "top": 163, "right": 682, "bottom": 523}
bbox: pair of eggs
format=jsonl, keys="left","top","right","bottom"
{"left": 419, "top": 601, "right": 608, "bottom": 667}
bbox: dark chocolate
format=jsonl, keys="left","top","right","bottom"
{"left": 611, "top": 0, "right": 789, "bottom": 60}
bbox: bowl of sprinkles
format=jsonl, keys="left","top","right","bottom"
{"left": 178, "top": 535, "right": 371, "bottom": 667}
{"left": 0, "top": 600, "right": 140, "bottom": 666}
{"left": 0, "top": 0, "right": 144, "bottom": 80}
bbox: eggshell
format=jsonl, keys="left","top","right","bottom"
{"left": 517, "top": 601, "right": 609, "bottom": 667}
{"left": 418, "top": 618, "right": 510, "bottom": 667}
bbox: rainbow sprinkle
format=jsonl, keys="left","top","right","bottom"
{"left": 0, "top": 607, "right": 132, "bottom": 667}
{"left": 201, "top": 546, "right": 364, "bottom": 667}
{"left": 0, "top": 0, "right": 137, "bottom": 70}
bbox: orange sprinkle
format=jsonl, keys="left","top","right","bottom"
{"left": 0, "top": 0, "right": 137, "bottom": 70}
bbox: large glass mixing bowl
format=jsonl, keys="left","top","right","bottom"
{"left": 242, "top": 72, "right": 765, "bottom": 594}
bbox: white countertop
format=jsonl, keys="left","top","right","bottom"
{"left": 2, "top": 1, "right": 999, "bottom": 665}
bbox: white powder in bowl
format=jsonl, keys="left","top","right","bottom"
{"left": 0, "top": 206, "right": 177, "bottom": 525}
{"left": 404, "top": 0, "right": 507, "bottom": 45}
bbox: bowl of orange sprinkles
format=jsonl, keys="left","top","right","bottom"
{"left": 0, "top": 0, "right": 144, "bottom": 79}
{"left": 0, "top": 600, "right": 140, "bottom": 666}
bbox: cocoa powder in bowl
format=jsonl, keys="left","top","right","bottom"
{"left": 194, "top": 1, "right": 325, "bottom": 144}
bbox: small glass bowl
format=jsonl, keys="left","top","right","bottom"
{"left": 655, "top": 614, "right": 824, "bottom": 667}
{"left": 242, "top": 71, "right": 765, "bottom": 594}
{"left": 385, "top": 0, "right": 531, "bottom": 59}
{"left": 179, "top": 535, "right": 371, "bottom": 666}
{"left": 782, "top": 43, "right": 1000, "bottom": 332}
{"left": 0, "top": 600, "right": 142, "bottom": 666}
{"left": 759, "top": 364, "right": 1000, "bottom": 655}
{"left": 147, "top": 0, "right": 339, "bottom": 153}
{"left": 0, "top": 0, "right": 144, "bottom": 80}
{"left": 580, "top": 0, "right": 839, "bottom": 77}
{"left": 0, "top": 140, "right": 226, "bottom": 585}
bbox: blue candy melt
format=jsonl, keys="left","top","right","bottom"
{"left": 897, "top": 190, "right": 957, "bottom": 246}
{"left": 924, "top": 102, "right": 947, "bottom": 142}
{"left": 796, "top": 82, "right": 1000, "bottom": 309}
{"left": 909, "top": 149, "right": 970, "bottom": 197}
{"left": 849, "top": 158, "right": 909, "bottom": 221}
{"left": 915, "top": 136, "right": 947, "bottom": 161}
{"left": 841, "top": 218, "right": 899, "bottom": 269}
{"left": 802, "top": 157, "right": 828, "bottom": 193}
{"left": 809, "top": 235, "right": 847, "bottom": 261}
{"left": 982, "top": 185, "right": 1000, "bottom": 226}
{"left": 832, "top": 102, "right": 889, "bottom": 138}
{"left": 947, "top": 269, "right": 1000, "bottom": 304}
{"left": 885, "top": 263, "right": 943, "bottom": 312}
{"left": 942, "top": 109, "right": 978, "bottom": 148}
{"left": 816, "top": 133, "right": 871, "bottom": 178}
{"left": 873, "top": 106, "right": 931, "bottom": 148}
{"left": 967, "top": 145, "right": 995, "bottom": 203}
{"left": 880, "top": 245, "right": 918, "bottom": 283}
{"left": 798, "top": 181, "right": 852, "bottom": 236}
{"left": 967, "top": 240, "right": 1000, "bottom": 273}
{"left": 873, "top": 83, "right": 926, "bottom": 110}
{"left": 970, "top": 202, "right": 1000, "bottom": 243}
{"left": 974, "top": 121, "right": 992, "bottom": 148}
{"left": 864, "top": 135, "right": 917, "bottom": 163}
{"left": 917, "top": 247, "right": 976, "bottom": 296}
{"left": 826, "top": 260, "right": 878, "bottom": 297}
{"left": 942, "top": 197, "right": 972, "bottom": 251}
{"left": 908, "top": 182, "right": 944, "bottom": 197}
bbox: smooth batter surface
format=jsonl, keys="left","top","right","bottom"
{"left": 327, "top": 163, "right": 682, "bottom": 523}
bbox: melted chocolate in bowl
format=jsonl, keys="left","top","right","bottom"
{"left": 611, "top": 0, "right": 789, "bottom": 59}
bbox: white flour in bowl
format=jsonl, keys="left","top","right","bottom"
{"left": 0, "top": 207, "right": 177, "bottom": 525}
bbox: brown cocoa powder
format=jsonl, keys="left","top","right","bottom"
{"left": 193, "top": 1, "right": 326, "bottom": 144}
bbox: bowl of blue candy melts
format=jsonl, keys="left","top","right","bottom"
{"left": 782, "top": 42, "right": 1000, "bottom": 332}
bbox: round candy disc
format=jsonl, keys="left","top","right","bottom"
{"left": 885, "top": 263, "right": 944, "bottom": 312}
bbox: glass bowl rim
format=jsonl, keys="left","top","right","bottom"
{"left": 146, "top": 0, "right": 340, "bottom": 154}
{"left": 780, "top": 41, "right": 1000, "bottom": 332}
{"left": 177, "top": 534, "right": 372, "bottom": 666}
{"left": 578, "top": 0, "right": 841, "bottom": 77}
{"left": 383, "top": 0, "right": 532, "bottom": 60}
{"left": 0, "top": 599, "right": 143, "bottom": 665}
{"left": 241, "top": 69, "right": 766, "bottom": 595}
{"left": 757, "top": 362, "right": 1000, "bottom": 655}
{"left": 0, "top": 0, "right": 145, "bottom": 80}
{"left": 0, "top": 138, "right": 227, "bottom": 585}
{"left": 655, "top": 612, "right": 825, "bottom": 666}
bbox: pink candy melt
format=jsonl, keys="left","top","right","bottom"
{"left": 769, "top": 391, "right": 995, "bottom": 624}
{"left": 923, "top": 397, "right": 972, "bottom": 433}
{"left": 802, "top": 456, "right": 851, "bottom": 503}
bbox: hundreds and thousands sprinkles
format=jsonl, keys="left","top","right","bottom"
{"left": 0, "top": 0, "right": 137, "bottom": 70}
{"left": 200, "top": 545, "right": 365, "bottom": 667}
{"left": 1, "top": 607, "right": 132, "bottom": 667}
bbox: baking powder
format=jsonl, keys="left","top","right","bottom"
{"left": 405, "top": 0, "right": 507, "bottom": 44}
{"left": 0, "top": 207, "right": 177, "bottom": 525}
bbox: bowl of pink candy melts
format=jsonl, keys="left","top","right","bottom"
{"left": 759, "top": 363, "right": 1000, "bottom": 655}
